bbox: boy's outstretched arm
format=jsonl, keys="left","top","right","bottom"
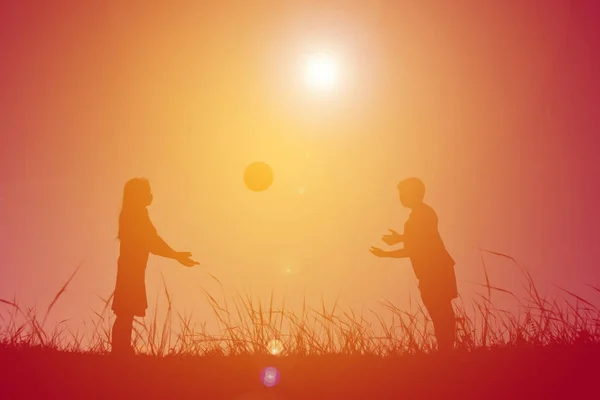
{"left": 382, "top": 229, "right": 404, "bottom": 246}
{"left": 370, "top": 246, "right": 410, "bottom": 258}
{"left": 386, "top": 248, "right": 410, "bottom": 258}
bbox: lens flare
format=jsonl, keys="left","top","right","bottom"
{"left": 267, "top": 339, "right": 284, "bottom": 356}
{"left": 260, "top": 366, "right": 280, "bottom": 388}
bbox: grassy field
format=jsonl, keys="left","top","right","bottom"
{"left": 1, "top": 251, "right": 599, "bottom": 399}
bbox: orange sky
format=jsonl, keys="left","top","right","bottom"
{"left": 1, "top": 1, "right": 599, "bottom": 335}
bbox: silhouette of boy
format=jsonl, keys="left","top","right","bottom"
{"left": 370, "top": 178, "right": 457, "bottom": 352}
{"left": 111, "top": 178, "right": 199, "bottom": 356}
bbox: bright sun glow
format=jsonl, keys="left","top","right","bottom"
{"left": 304, "top": 53, "right": 339, "bottom": 91}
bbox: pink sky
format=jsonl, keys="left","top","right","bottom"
{"left": 1, "top": 1, "right": 599, "bottom": 334}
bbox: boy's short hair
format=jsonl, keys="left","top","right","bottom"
{"left": 397, "top": 177, "right": 426, "bottom": 201}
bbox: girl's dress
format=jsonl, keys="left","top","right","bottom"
{"left": 112, "top": 208, "right": 157, "bottom": 317}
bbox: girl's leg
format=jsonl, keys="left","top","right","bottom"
{"left": 111, "top": 313, "right": 134, "bottom": 354}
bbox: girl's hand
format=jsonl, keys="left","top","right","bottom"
{"left": 175, "top": 252, "right": 200, "bottom": 267}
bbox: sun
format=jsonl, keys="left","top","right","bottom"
{"left": 304, "top": 53, "right": 339, "bottom": 91}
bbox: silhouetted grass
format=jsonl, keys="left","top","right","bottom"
{"left": 1, "top": 250, "right": 598, "bottom": 357}
{"left": 0, "top": 251, "right": 598, "bottom": 399}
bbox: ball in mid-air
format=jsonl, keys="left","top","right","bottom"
{"left": 243, "top": 161, "right": 274, "bottom": 192}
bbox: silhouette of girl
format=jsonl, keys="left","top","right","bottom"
{"left": 111, "top": 178, "right": 199, "bottom": 355}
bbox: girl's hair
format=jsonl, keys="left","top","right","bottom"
{"left": 118, "top": 178, "right": 151, "bottom": 239}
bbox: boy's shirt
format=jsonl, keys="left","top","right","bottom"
{"left": 403, "top": 202, "right": 457, "bottom": 298}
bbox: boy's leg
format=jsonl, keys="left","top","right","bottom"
{"left": 422, "top": 295, "right": 456, "bottom": 352}
{"left": 111, "top": 313, "right": 134, "bottom": 354}
{"left": 436, "top": 300, "right": 456, "bottom": 352}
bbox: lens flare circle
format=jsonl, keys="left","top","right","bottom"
{"left": 260, "top": 366, "right": 281, "bottom": 388}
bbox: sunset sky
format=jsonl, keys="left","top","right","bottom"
{"left": 1, "top": 1, "right": 599, "bottom": 334}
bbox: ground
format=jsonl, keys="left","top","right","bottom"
{"left": 1, "top": 345, "right": 598, "bottom": 399}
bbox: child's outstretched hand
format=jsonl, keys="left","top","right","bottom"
{"left": 175, "top": 252, "right": 200, "bottom": 267}
{"left": 382, "top": 229, "right": 402, "bottom": 246}
{"left": 369, "top": 247, "right": 388, "bottom": 258}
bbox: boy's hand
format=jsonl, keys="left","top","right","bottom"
{"left": 175, "top": 251, "right": 200, "bottom": 267}
{"left": 369, "top": 247, "right": 388, "bottom": 258}
{"left": 382, "top": 229, "right": 402, "bottom": 246}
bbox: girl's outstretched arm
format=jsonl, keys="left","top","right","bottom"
{"left": 142, "top": 217, "right": 178, "bottom": 259}
{"left": 150, "top": 234, "right": 199, "bottom": 266}
{"left": 144, "top": 216, "right": 199, "bottom": 266}
{"left": 150, "top": 235, "right": 178, "bottom": 259}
